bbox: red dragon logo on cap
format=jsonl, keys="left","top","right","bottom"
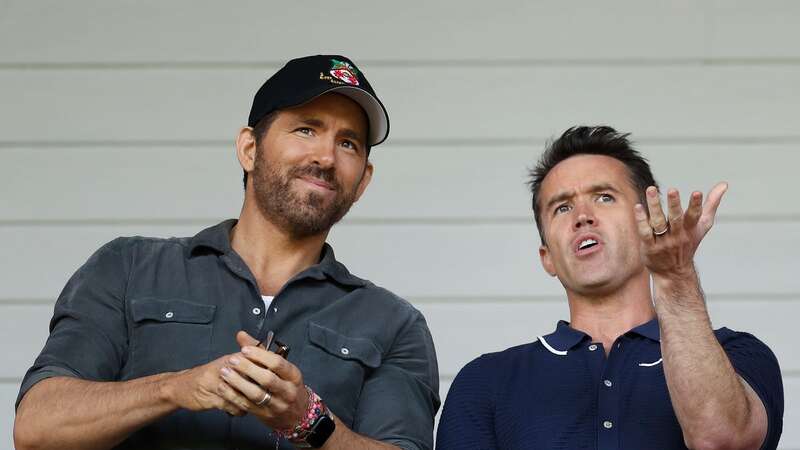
{"left": 329, "top": 59, "right": 360, "bottom": 86}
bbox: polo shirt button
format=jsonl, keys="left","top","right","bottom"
{"left": 588, "top": 344, "right": 598, "bottom": 351}
{"left": 340, "top": 347, "right": 350, "bottom": 355}
{"left": 603, "top": 420, "right": 613, "bottom": 429}
{"left": 252, "top": 307, "right": 261, "bottom": 315}
{"left": 604, "top": 379, "right": 613, "bottom": 387}
{"left": 165, "top": 311, "right": 174, "bottom": 319}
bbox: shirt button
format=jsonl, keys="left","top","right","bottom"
{"left": 164, "top": 311, "right": 174, "bottom": 319}
{"left": 603, "top": 420, "right": 613, "bottom": 429}
{"left": 340, "top": 347, "right": 350, "bottom": 355}
{"left": 273, "top": 307, "right": 278, "bottom": 313}
{"left": 252, "top": 307, "right": 261, "bottom": 315}
{"left": 588, "top": 344, "right": 598, "bottom": 351}
{"left": 604, "top": 379, "right": 613, "bottom": 387}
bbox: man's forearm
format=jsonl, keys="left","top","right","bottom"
{"left": 14, "top": 374, "right": 177, "bottom": 450}
{"left": 321, "top": 416, "right": 401, "bottom": 450}
{"left": 654, "top": 270, "right": 763, "bottom": 450}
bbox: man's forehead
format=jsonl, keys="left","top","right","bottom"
{"left": 540, "top": 154, "right": 633, "bottom": 199}
{"left": 279, "top": 94, "right": 368, "bottom": 133}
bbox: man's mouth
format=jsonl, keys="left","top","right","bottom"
{"left": 573, "top": 234, "right": 602, "bottom": 255}
{"left": 298, "top": 176, "right": 335, "bottom": 191}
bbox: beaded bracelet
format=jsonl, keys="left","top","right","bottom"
{"left": 274, "top": 385, "right": 327, "bottom": 443}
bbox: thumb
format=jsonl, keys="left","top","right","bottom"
{"left": 236, "top": 330, "right": 260, "bottom": 348}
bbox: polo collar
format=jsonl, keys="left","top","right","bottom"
{"left": 538, "top": 317, "right": 661, "bottom": 356}
{"left": 188, "top": 219, "right": 366, "bottom": 288}
{"left": 627, "top": 317, "right": 661, "bottom": 342}
{"left": 538, "top": 320, "right": 589, "bottom": 355}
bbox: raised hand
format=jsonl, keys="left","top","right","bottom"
{"left": 633, "top": 182, "right": 728, "bottom": 278}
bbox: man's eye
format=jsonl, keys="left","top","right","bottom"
{"left": 341, "top": 140, "right": 356, "bottom": 150}
{"left": 597, "top": 193, "right": 615, "bottom": 203}
{"left": 295, "top": 127, "right": 313, "bottom": 135}
{"left": 555, "top": 204, "right": 571, "bottom": 215}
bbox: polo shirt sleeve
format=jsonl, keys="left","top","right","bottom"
{"left": 351, "top": 310, "right": 440, "bottom": 450}
{"left": 436, "top": 355, "right": 498, "bottom": 450}
{"left": 16, "top": 238, "right": 130, "bottom": 408}
{"left": 718, "top": 328, "right": 784, "bottom": 450}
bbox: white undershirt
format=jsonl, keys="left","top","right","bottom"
{"left": 261, "top": 295, "right": 274, "bottom": 310}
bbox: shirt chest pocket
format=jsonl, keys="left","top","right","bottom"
{"left": 128, "top": 298, "right": 216, "bottom": 377}
{"left": 299, "top": 322, "right": 382, "bottom": 425}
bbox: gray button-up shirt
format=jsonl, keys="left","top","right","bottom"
{"left": 18, "top": 220, "right": 440, "bottom": 450}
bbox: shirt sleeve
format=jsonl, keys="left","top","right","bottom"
{"left": 436, "top": 355, "right": 498, "bottom": 450}
{"left": 717, "top": 328, "right": 784, "bottom": 450}
{"left": 16, "top": 238, "right": 130, "bottom": 408}
{"left": 351, "top": 310, "right": 440, "bottom": 450}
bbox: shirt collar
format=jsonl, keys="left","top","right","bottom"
{"left": 539, "top": 317, "right": 661, "bottom": 354}
{"left": 187, "top": 219, "right": 366, "bottom": 288}
{"left": 627, "top": 317, "right": 661, "bottom": 342}
{"left": 539, "top": 320, "right": 589, "bottom": 353}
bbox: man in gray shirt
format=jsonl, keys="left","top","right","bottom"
{"left": 14, "top": 55, "right": 440, "bottom": 450}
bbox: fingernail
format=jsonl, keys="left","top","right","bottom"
{"left": 241, "top": 347, "right": 251, "bottom": 355}
{"left": 229, "top": 356, "right": 240, "bottom": 365}
{"left": 221, "top": 367, "right": 230, "bottom": 376}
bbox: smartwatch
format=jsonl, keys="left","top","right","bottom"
{"left": 297, "top": 412, "right": 335, "bottom": 448}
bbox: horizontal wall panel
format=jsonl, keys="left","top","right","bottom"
{"left": 2, "top": 66, "right": 799, "bottom": 143}
{"left": 2, "top": 221, "right": 797, "bottom": 300}
{"left": 0, "top": 1, "right": 707, "bottom": 64}
{"left": 5, "top": 298, "right": 797, "bottom": 376}
{"left": 2, "top": 144, "right": 798, "bottom": 222}
{"left": 709, "top": 0, "right": 800, "bottom": 59}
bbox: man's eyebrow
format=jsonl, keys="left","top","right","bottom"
{"left": 296, "top": 117, "right": 325, "bottom": 128}
{"left": 544, "top": 183, "right": 622, "bottom": 210}
{"left": 545, "top": 190, "right": 572, "bottom": 211}
{"left": 339, "top": 128, "right": 365, "bottom": 143}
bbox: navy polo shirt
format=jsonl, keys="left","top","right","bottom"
{"left": 436, "top": 319, "right": 783, "bottom": 450}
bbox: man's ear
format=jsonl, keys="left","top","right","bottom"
{"left": 353, "top": 161, "right": 374, "bottom": 202}
{"left": 539, "top": 244, "right": 557, "bottom": 277}
{"left": 236, "top": 127, "right": 257, "bottom": 176}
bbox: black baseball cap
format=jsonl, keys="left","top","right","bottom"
{"left": 248, "top": 55, "right": 390, "bottom": 146}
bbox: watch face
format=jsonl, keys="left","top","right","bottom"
{"left": 306, "top": 414, "right": 336, "bottom": 448}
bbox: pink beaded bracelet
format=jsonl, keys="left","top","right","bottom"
{"left": 274, "top": 386, "right": 328, "bottom": 442}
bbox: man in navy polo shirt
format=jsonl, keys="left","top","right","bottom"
{"left": 437, "top": 126, "right": 783, "bottom": 450}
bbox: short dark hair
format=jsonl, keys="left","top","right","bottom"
{"left": 527, "top": 125, "right": 658, "bottom": 244}
{"left": 242, "top": 108, "right": 372, "bottom": 190}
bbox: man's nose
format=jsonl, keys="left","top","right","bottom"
{"left": 573, "top": 206, "right": 596, "bottom": 230}
{"left": 311, "top": 138, "right": 336, "bottom": 168}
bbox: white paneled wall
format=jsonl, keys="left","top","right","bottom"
{"left": 2, "top": 1, "right": 798, "bottom": 449}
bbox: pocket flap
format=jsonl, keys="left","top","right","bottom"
{"left": 308, "top": 322, "right": 381, "bottom": 369}
{"left": 130, "top": 298, "right": 216, "bottom": 324}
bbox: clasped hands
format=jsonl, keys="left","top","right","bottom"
{"left": 169, "top": 331, "right": 309, "bottom": 431}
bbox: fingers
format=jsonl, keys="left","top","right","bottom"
{"left": 213, "top": 378, "right": 250, "bottom": 415}
{"left": 645, "top": 186, "right": 668, "bottom": 233}
{"left": 665, "top": 189, "right": 684, "bottom": 226}
{"left": 236, "top": 330, "right": 260, "bottom": 348}
{"left": 683, "top": 191, "right": 703, "bottom": 230}
{"left": 703, "top": 181, "right": 728, "bottom": 221}
{"left": 219, "top": 365, "right": 290, "bottom": 411}
{"left": 223, "top": 353, "right": 298, "bottom": 401}
{"left": 634, "top": 204, "right": 655, "bottom": 244}
{"left": 241, "top": 345, "right": 303, "bottom": 383}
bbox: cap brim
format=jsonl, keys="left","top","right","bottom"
{"left": 326, "top": 86, "right": 390, "bottom": 146}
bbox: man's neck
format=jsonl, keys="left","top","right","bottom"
{"left": 566, "top": 272, "right": 656, "bottom": 354}
{"left": 231, "top": 204, "right": 328, "bottom": 296}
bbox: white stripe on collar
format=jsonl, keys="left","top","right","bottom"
{"left": 638, "top": 358, "right": 662, "bottom": 367}
{"left": 537, "top": 336, "right": 568, "bottom": 356}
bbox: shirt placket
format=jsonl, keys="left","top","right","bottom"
{"left": 596, "top": 339, "right": 624, "bottom": 450}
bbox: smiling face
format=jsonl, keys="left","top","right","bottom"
{"left": 537, "top": 154, "right": 647, "bottom": 296}
{"left": 249, "top": 93, "right": 372, "bottom": 238}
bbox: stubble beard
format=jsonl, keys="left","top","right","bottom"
{"left": 251, "top": 148, "right": 360, "bottom": 238}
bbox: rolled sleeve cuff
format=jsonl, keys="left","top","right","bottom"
{"left": 16, "top": 365, "right": 81, "bottom": 409}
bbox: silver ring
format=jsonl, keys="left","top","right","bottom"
{"left": 256, "top": 390, "right": 272, "bottom": 406}
{"left": 653, "top": 225, "right": 669, "bottom": 236}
